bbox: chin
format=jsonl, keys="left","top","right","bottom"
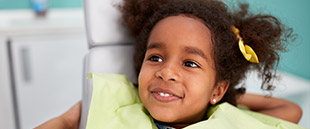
{"left": 150, "top": 110, "right": 180, "bottom": 123}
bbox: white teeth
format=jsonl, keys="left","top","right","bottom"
{"left": 159, "top": 92, "right": 172, "bottom": 97}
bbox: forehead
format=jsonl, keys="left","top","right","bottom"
{"left": 148, "top": 15, "right": 213, "bottom": 54}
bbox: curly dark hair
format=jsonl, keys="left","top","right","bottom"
{"left": 119, "top": 0, "right": 293, "bottom": 105}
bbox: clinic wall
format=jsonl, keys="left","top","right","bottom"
{"left": 242, "top": 0, "right": 310, "bottom": 80}
{"left": 0, "top": 0, "right": 82, "bottom": 9}
{"left": 1, "top": 0, "right": 309, "bottom": 80}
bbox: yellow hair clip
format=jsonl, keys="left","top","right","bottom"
{"left": 231, "top": 26, "right": 259, "bottom": 63}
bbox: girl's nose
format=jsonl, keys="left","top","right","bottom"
{"left": 155, "top": 63, "right": 180, "bottom": 82}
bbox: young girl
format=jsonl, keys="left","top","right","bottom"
{"left": 36, "top": 0, "right": 303, "bottom": 128}
{"left": 119, "top": 0, "right": 301, "bottom": 128}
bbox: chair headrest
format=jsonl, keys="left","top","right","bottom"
{"left": 84, "top": 0, "right": 134, "bottom": 47}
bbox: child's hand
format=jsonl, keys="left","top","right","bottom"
{"left": 237, "top": 93, "right": 302, "bottom": 123}
{"left": 34, "top": 101, "right": 81, "bottom": 129}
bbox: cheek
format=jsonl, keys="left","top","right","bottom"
{"left": 138, "top": 61, "right": 157, "bottom": 85}
{"left": 138, "top": 71, "right": 146, "bottom": 95}
{"left": 185, "top": 82, "right": 214, "bottom": 114}
{"left": 138, "top": 64, "right": 149, "bottom": 86}
{"left": 188, "top": 83, "right": 212, "bottom": 101}
{"left": 186, "top": 74, "right": 215, "bottom": 101}
{"left": 138, "top": 64, "right": 151, "bottom": 99}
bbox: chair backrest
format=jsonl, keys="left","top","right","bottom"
{"left": 80, "top": 0, "right": 136, "bottom": 128}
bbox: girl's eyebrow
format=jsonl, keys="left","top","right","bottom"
{"left": 146, "top": 43, "right": 208, "bottom": 61}
{"left": 184, "top": 46, "right": 208, "bottom": 61}
{"left": 147, "top": 42, "right": 165, "bottom": 50}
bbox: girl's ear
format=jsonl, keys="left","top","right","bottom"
{"left": 209, "top": 81, "right": 229, "bottom": 105}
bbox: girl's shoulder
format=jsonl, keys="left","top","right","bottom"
{"left": 186, "top": 102, "right": 306, "bottom": 129}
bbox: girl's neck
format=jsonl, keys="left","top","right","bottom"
{"left": 166, "top": 123, "right": 190, "bottom": 129}
{"left": 154, "top": 106, "right": 209, "bottom": 128}
{"left": 155, "top": 115, "right": 206, "bottom": 129}
{"left": 155, "top": 120, "right": 190, "bottom": 129}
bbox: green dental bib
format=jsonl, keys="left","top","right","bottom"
{"left": 86, "top": 73, "right": 305, "bottom": 129}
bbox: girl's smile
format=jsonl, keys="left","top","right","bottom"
{"left": 151, "top": 88, "right": 183, "bottom": 102}
{"left": 138, "top": 15, "right": 229, "bottom": 128}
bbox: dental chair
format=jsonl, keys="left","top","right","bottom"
{"left": 79, "top": 0, "right": 137, "bottom": 128}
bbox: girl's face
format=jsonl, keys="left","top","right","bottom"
{"left": 138, "top": 15, "right": 228, "bottom": 128}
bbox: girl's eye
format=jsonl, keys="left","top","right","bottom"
{"left": 184, "top": 61, "right": 200, "bottom": 68}
{"left": 148, "top": 56, "right": 163, "bottom": 62}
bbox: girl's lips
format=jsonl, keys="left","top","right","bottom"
{"left": 150, "top": 88, "right": 183, "bottom": 102}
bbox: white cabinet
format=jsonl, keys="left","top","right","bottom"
{"left": 9, "top": 34, "right": 87, "bottom": 129}
{"left": 0, "top": 9, "right": 88, "bottom": 129}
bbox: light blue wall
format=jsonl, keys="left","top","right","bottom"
{"left": 1, "top": 0, "right": 309, "bottom": 80}
{"left": 239, "top": 0, "right": 310, "bottom": 80}
{"left": 0, "top": 0, "right": 82, "bottom": 9}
